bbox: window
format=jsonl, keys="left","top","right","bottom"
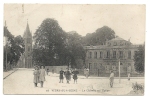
{"left": 119, "top": 51, "right": 123, "bottom": 59}
{"left": 105, "top": 66, "right": 108, "bottom": 70}
{"left": 106, "top": 51, "right": 110, "bottom": 58}
{"left": 120, "top": 63, "right": 123, "bottom": 65}
{"left": 89, "top": 63, "right": 92, "bottom": 69}
{"left": 128, "top": 51, "right": 131, "bottom": 59}
{"left": 88, "top": 52, "right": 92, "bottom": 58}
{"left": 112, "top": 63, "right": 116, "bottom": 70}
{"left": 94, "top": 52, "right": 97, "bottom": 59}
{"left": 113, "top": 51, "right": 116, "bottom": 58}
{"left": 99, "top": 63, "right": 102, "bottom": 67}
{"left": 100, "top": 51, "right": 103, "bottom": 58}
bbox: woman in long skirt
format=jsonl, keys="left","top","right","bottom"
{"left": 39, "top": 66, "right": 46, "bottom": 88}
{"left": 33, "top": 66, "right": 40, "bottom": 87}
{"left": 65, "top": 68, "right": 71, "bottom": 84}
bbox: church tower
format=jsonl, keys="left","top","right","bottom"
{"left": 23, "top": 21, "right": 32, "bottom": 68}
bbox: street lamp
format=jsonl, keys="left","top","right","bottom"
{"left": 118, "top": 59, "right": 121, "bottom": 83}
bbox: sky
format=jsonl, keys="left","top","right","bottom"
{"left": 4, "top": 4, "right": 145, "bottom": 44}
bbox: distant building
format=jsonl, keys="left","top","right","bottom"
{"left": 84, "top": 37, "right": 139, "bottom": 75}
{"left": 23, "top": 21, "right": 32, "bottom": 68}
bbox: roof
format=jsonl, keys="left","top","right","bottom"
{"left": 108, "top": 37, "right": 125, "bottom": 41}
{"left": 23, "top": 22, "right": 32, "bottom": 38}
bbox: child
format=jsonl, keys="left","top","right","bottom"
{"left": 72, "top": 68, "right": 79, "bottom": 84}
{"left": 46, "top": 68, "right": 49, "bottom": 76}
{"left": 59, "top": 68, "right": 64, "bottom": 83}
{"left": 85, "top": 68, "right": 89, "bottom": 78}
{"left": 33, "top": 66, "right": 39, "bottom": 87}
{"left": 128, "top": 73, "right": 130, "bottom": 81}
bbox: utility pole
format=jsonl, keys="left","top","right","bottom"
{"left": 5, "top": 37, "right": 8, "bottom": 71}
{"left": 119, "top": 59, "right": 121, "bottom": 83}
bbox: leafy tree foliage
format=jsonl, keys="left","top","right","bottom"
{"left": 134, "top": 44, "right": 145, "bottom": 73}
{"left": 82, "top": 26, "right": 115, "bottom": 46}
{"left": 4, "top": 26, "right": 24, "bottom": 70}
{"left": 33, "top": 18, "right": 67, "bottom": 66}
{"left": 33, "top": 18, "right": 86, "bottom": 68}
{"left": 66, "top": 31, "right": 86, "bottom": 68}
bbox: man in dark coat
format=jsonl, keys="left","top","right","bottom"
{"left": 59, "top": 68, "right": 64, "bottom": 83}
{"left": 72, "top": 68, "right": 79, "bottom": 84}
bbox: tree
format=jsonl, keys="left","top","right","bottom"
{"left": 33, "top": 18, "right": 67, "bottom": 66}
{"left": 82, "top": 26, "right": 115, "bottom": 46}
{"left": 13, "top": 35, "right": 25, "bottom": 64}
{"left": 66, "top": 31, "right": 86, "bottom": 68}
{"left": 134, "top": 44, "right": 145, "bottom": 73}
{"left": 4, "top": 26, "right": 24, "bottom": 70}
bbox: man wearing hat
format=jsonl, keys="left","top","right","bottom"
{"left": 109, "top": 70, "right": 114, "bottom": 88}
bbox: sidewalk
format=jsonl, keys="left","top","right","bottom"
{"left": 3, "top": 68, "right": 18, "bottom": 79}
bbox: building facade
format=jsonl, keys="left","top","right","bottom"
{"left": 23, "top": 22, "right": 32, "bottom": 68}
{"left": 84, "top": 37, "right": 139, "bottom": 75}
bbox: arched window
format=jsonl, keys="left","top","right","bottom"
{"left": 100, "top": 51, "right": 103, "bottom": 58}
{"left": 106, "top": 51, "right": 110, "bottom": 58}
{"left": 113, "top": 51, "right": 116, "bottom": 58}
{"left": 88, "top": 52, "right": 92, "bottom": 58}
{"left": 128, "top": 51, "right": 131, "bottom": 59}
{"left": 94, "top": 51, "right": 97, "bottom": 59}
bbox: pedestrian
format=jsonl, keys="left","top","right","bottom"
{"left": 85, "top": 68, "right": 89, "bottom": 78}
{"left": 128, "top": 73, "right": 130, "bottom": 81}
{"left": 39, "top": 66, "right": 46, "bottom": 88}
{"left": 46, "top": 68, "right": 49, "bottom": 76}
{"left": 109, "top": 70, "right": 114, "bottom": 88}
{"left": 69, "top": 67, "right": 72, "bottom": 81}
{"left": 52, "top": 68, "right": 54, "bottom": 74}
{"left": 72, "top": 68, "right": 79, "bottom": 84}
{"left": 59, "top": 68, "right": 64, "bottom": 83}
{"left": 65, "top": 68, "right": 71, "bottom": 84}
{"left": 84, "top": 67, "right": 87, "bottom": 77}
{"left": 33, "top": 66, "right": 40, "bottom": 87}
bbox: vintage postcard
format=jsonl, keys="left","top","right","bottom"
{"left": 3, "top": 4, "right": 145, "bottom": 95}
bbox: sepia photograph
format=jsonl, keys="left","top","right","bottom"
{"left": 3, "top": 4, "right": 145, "bottom": 95}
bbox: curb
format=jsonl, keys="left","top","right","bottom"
{"left": 3, "top": 68, "right": 19, "bottom": 80}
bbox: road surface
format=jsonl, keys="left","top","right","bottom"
{"left": 3, "top": 68, "right": 144, "bottom": 95}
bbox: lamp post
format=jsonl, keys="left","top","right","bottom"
{"left": 119, "top": 59, "right": 121, "bottom": 83}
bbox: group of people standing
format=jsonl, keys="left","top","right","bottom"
{"left": 33, "top": 66, "right": 130, "bottom": 88}
{"left": 33, "top": 66, "right": 46, "bottom": 88}
{"left": 59, "top": 68, "right": 79, "bottom": 84}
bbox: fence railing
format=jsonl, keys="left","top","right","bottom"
{"left": 78, "top": 68, "right": 144, "bottom": 77}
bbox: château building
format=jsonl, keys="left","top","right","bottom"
{"left": 84, "top": 37, "right": 139, "bottom": 75}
